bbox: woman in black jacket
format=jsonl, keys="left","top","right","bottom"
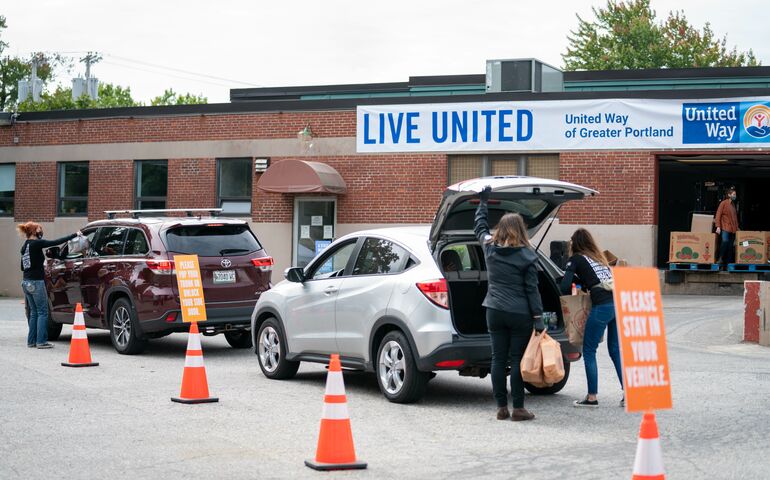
{"left": 474, "top": 186, "right": 544, "bottom": 421}
{"left": 18, "top": 221, "right": 80, "bottom": 348}
{"left": 560, "top": 228, "right": 623, "bottom": 407}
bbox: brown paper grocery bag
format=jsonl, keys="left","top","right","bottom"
{"left": 560, "top": 292, "right": 592, "bottom": 348}
{"left": 521, "top": 330, "right": 546, "bottom": 385}
{"left": 541, "top": 333, "right": 565, "bottom": 384}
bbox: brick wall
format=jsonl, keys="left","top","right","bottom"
{"left": 252, "top": 154, "right": 448, "bottom": 224}
{"left": 15, "top": 162, "right": 57, "bottom": 222}
{"left": 88, "top": 160, "right": 134, "bottom": 220}
{"left": 0, "top": 111, "right": 357, "bottom": 147}
{"left": 167, "top": 158, "right": 217, "bottom": 210}
{"left": 559, "top": 151, "right": 656, "bottom": 225}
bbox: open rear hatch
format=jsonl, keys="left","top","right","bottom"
{"left": 431, "top": 176, "right": 597, "bottom": 337}
{"left": 429, "top": 176, "right": 597, "bottom": 253}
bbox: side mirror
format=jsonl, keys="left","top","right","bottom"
{"left": 284, "top": 267, "right": 305, "bottom": 283}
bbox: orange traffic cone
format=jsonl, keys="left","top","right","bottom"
{"left": 632, "top": 412, "right": 665, "bottom": 480}
{"left": 61, "top": 303, "right": 99, "bottom": 367}
{"left": 305, "top": 354, "right": 366, "bottom": 471}
{"left": 171, "top": 322, "right": 218, "bottom": 404}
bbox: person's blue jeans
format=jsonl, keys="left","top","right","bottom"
{"left": 582, "top": 302, "right": 623, "bottom": 395}
{"left": 22, "top": 280, "right": 49, "bottom": 346}
{"left": 718, "top": 230, "right": 735, "bottom": 265}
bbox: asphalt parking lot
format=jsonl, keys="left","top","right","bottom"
{"left": 2, "top": 295, "right": 770, "bottom": 479}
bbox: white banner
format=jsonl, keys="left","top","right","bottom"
{"left": 356, "top": 97, "right": 770, "bottom": 153}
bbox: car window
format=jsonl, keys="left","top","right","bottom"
{"left": 124, "top": 229, "right": 149, "bottom": 256}
{"left": 306, "top": 241, "right": 357, "bottom": 280}
{"left": 165, "top": 224, "right": 261, "bottom": 257}
{"left": 352, "top": 238, "right": 408, "bottom": 276}
{"left": 66, "top": 229, "right": 97, "bottom": 259}
{"left": 440, "top": 244, "right": 475, "bottom": 272}
{"left": 92, "top": 227, "right": 128, "bottom": 257}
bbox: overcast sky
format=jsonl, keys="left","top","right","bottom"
{"left": 3, "top": 0, "right": 767, "bottom": 104}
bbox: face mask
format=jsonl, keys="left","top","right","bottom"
{"left": 35, "top": 231, "right": 43, "bottom": 239}
{"left": 730, "top": 195, "right": 737, "bottom": 201}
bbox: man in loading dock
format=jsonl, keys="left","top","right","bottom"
{"left": 715, "top": 186, "right": 739, "bottom": 266}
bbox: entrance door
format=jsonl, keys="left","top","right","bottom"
{"left": 293, "top": 198, "right": 336, "bottom": 268}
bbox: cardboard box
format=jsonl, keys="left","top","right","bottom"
{"left": 603, "top": 250, "right": 618, "bottom": 266}
{"left": 690, "top": 213, "right": 714, "bottom": 233}
{"left": 669, "top": 232, "right": 717, "bottom": 264}
{"left": 735, "top": 231, "right": 767, "bottom": 264}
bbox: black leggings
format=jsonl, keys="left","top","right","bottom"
{"left": 486, "top": 308, "right": 533, "bottom": 409}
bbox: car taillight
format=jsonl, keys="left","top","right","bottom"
{"left": 435, "top": 360, "right": 465, "bottom": 368}
{"left": 416, "top": 279, "right": 449, "bottom": 309}
{"left": 251, "top": 256, "right": 274, "bottom": 272}
{"left": 165, "top": 312, "right": 178, "bottom": 322}
{"left": 147, "top": 260, "right": 175, "bottom": 275}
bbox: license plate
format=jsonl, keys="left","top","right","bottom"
{"left": 213, "top": 270, "right": 236, "bottom": 284}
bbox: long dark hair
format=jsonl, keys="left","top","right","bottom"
{"left": 490, "top": 213, "right": 531, "bottom": 248}
{"left": 569, "top": 228, "right": 608, "bottom": 266}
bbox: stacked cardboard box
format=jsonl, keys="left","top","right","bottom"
{"left": 669, "top": 232, "right": 717, "bottom": 264}
{"left": 735, "top": 231, "right": 767, "bottom": 265}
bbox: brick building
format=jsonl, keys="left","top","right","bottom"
{"left": 1, "top": 61, "right": 769, "bottom": 296}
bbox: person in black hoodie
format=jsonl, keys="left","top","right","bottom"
{"left": 560, "top": 228, "right": 623, "bottom": 408}
{"left": 475, "top": 186, "right": 544, "bottom": 422}
{"left": 18, "top": 221, "right": 80, "bottom": 348}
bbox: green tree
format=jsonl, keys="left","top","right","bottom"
{"left": 150, "top": 88, "right": 207, "bottom": 106}
{"left": 562, "top": 0, "right": 759, "bottom": 70}
{"left": 17, "top": 82, "right": 141, "bottom": 111}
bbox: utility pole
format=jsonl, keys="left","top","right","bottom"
{"left": 80, "top": 52, "right": 101, "bottom": 79}
{"left": 72, "top": 52, "right": 102, "bottom": 101}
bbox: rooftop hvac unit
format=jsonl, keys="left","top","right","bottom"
{"left": 485, "top": 59, "right": 563, "bottom": 93}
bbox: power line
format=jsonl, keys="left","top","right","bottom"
{"left": 104, "top": 54, "right": 259, "bottom": 87}
{"left": 100, "top": 59, "right": 236, "bottom": 89}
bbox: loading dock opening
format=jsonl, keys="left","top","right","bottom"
{"left": 657, "top": 154, "right": 770, "bottom": 268}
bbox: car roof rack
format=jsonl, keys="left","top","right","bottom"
{"left": 104, "top": 208, "right": 223, "bottom": 219}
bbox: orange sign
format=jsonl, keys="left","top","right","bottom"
{"left": 174, "top": 255, "right": 207, "bottom": 323}
{"left": 612, "top": 267, "right": 672, "bottom": 412}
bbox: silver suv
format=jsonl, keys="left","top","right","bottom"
{"left": 251, "top": 177, "right": 597, "bottom": 403}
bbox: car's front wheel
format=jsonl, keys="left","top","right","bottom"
{"left": 524, "top": 360, "right": 571, "bottom": 395}
{"left": 224, "top": 330, "right": 253, "bottom": 349}
{"left": 256, "top": 318, "right": 299, "bottom": 379}
{"left": 109, "top": 298, "right": 147, "bottom": 355}
{"left": 376, "top": 331, "right": 429, "bottom": 404}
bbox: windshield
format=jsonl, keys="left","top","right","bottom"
{"left": 165, "top": 224, "right": 261, "bottom": 257}
{"left": 442, "top": 198, "right": 552, "bottom": 231}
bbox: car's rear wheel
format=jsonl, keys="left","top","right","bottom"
{"left": 224, "top": 330, "right": 253, "bottom": 349}
{"left": 109, "top": 298, "right": 147, "bottom": 355}
{"left": 376, "top": 331, "right": 429, "bottom": 404}
{"left": 256, "top": 318, "right": 299, "bottom": 379}
{"left": 524, "top": 360, "right": 570, "bottom": 395}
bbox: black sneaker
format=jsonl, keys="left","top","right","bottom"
{"left": 573, "top": 397, "right": 599, "bottom": 408}
{"left": 36, "top": 343, "right": 54, "bottom": 349}
{"left": 27, "top": 344, "right": 35, "bottom": 348}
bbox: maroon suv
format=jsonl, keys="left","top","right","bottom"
{"left": 44, "top": 212, "right": 273, "bottom": 354}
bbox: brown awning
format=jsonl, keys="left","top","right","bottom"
{"left": 256, "top": 159, "right": 347, "bottom": 194}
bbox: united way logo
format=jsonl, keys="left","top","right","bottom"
{"left": 744, "top": 104, "right": 770, "bottom": 139}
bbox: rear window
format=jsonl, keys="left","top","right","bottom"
{"left": 443, "top": 198, "right": 551, "bottom": 231}
{"left": 165, "top": 224, "right": 261, "bottom": 257}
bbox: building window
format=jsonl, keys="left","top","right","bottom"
{"left": 526, "top": 154, "right": 560, "bottom": 180}
{"left": 448, "top": 154, "right": 560, "bottom": 183}
{"left": 217, "top": 158, "right": 252, "bottom": 215}
{"left": 58, "top": 162, "right": 89, "bottom": 216}
{"left": 135, "top": 160, "right": 168, "bottom": 210}
{"left": 0, "top": 164, "right": 15, "bottom": 216}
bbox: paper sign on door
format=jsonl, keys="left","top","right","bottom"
{"left": 612, "top": 267, "right": 672, "bottom": 412}
{"left": 174, "top": 254, "right": 207, "bottom": 323}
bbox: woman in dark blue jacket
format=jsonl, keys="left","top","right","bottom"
{"left": 474, "top": 186, "right": 544, "bottom": 421}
